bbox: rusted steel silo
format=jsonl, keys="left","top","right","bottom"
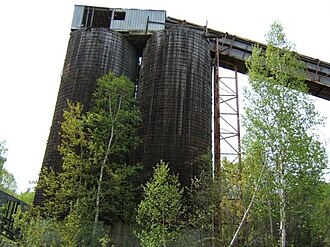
{"left": 137, "top": 25, "right": 212, "bottom": 187}
{"left": 34, "top": 27, "right": 138, "bottom": 205}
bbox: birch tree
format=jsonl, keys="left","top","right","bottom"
{"left": 83, "top": 73, "right": 141, "bottom": 233}
{"left": 243, "top": 22, "right": 328, "bottom": 247}
{"left": 38, "top": 72, "right": 141, "bottom": 240}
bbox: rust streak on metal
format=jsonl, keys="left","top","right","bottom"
{"left": 214, "top": 37, "right": 221, "bottom": 178}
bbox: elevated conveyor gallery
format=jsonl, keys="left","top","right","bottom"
{"left": 166, "top": 17, "right": 330, "bottom": 100}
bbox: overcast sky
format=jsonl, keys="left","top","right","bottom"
{"left": 1, "top": 0, "right": 329, "bottom": 192}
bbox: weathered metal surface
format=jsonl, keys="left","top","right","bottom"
{"left": 71, "top": 5, "right": 84, "bottom": 29}
{"left": 137, "top": 25, "right": 212, "bottom": 187}
{"left": 71, "top": 5, "right": 166, "bottom": 33}
{"left": 214, "top": 38, "right": 221, "bottom": 178}
{"left": 34, "top": 28, "right": 138, "bottom": 206}
{"left": 110, "top": 8, "right": 166, "bottom": 32}
{"left": 0, "top": 190, "right": 27, "bottom": 209}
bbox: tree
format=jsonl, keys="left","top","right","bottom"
{"left": 17, "top": 189, "right": 35, "bottom": 205}
{"left": 187, "top": 151, "right": 218, "bottom": 246}
{"left": 309, "top": 181, "right": 330, "bottom": 246}
{"left": 84, "top": 73, "right": 141, "bottom": 232}
{"left": 48, "top": 101, "right": 93, "bottom": 218}
{"left": 243, "top": 22, "right": 328, "bottom": 246}
{"left": 136, "top": 161, "right": 185, "bottom": 247}
{"left": 38, "top": 72, "right": 141, "bottom": 234}
{"left": 14, "top": 202, "right": 110, "bottom": 247}
{"left": 232, "top": 143, "right": 276, "bottom": 246}
{"left": 0, "top": 140, "right": 17, "bottom": 195}
{"left": 25, "top": 73, "right": 140, "bottom": 246}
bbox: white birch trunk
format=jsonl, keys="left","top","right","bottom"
{"left": 228, "top": 165, "right": 265, "bottom": 247}
{"left": 279, "top": 165, "right": 286, "bottom": 247}
{"left": 93, "top": 94, "right": 122, "bottom": 235}
{"left": 93, "top": 124, "right": 114, "bottom": 234}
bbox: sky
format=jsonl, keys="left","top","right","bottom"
{"left": 1, "top": 0, "right": 330, "bottom": 192}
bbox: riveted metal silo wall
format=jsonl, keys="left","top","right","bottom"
{"left": 34, "top": 28, "right": 138, "bottom": 206}
{"left": 137, "top": 26, "right": 212, "bottom": 188}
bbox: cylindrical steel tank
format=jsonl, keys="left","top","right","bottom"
{"left": 137, "top": 25, "right": 212, "bottom": 187}
{"left": 34, "top": 28, "right": 138, "bottom": 205}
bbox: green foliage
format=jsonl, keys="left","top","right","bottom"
{"left": 187, "top": 151, "right": 218, "bottom": 245}
{"left": 34, "top": 72, "right": 141, "bottom": 245}
{"left": 17, "top": 190, "right": 35, "bottom": 205}
{"left": 39, "top": 101, "right": 93, "bottom": 218}
{"left": 86, "top": 73, "right": 141, "bottom": 231}
{"left": 243, "top": 22, "right": 328, "bottom": 246}
{"left": 14, "top": 204, "right": 110, "bottom": 247}
{"left": 39, "top": 73, "right": 141, "bottom": 220}
{"left": 0, "top": 236, "right": 16, "bottom": 246}
{"left": 136, "top": 161, "right": 185, "bottom": 246}
{"left": 219, "top": 160, "right": 244, "bottom": 246}
{"left": 0, "top": 140, "right": 17, "bottom": 195}
{"left": 310, "top": 182, "right": 330, "bottom": 246}
{"left": 86, "top": 72, "right": 141, "bottom": 157}
{"left": 100, "top": 163, "right": 142, "bottom": 224}
{"left": 15, "top": 208, "right": 61, "bottom": 246}
{"left": 241, "top": 149, "right": 278, "bottom": 246}
{"left": 0, "top": 141, "right": 6, "bottom": 166}
{"left": 266, "top": 21, "right": 292, "bottom": 49}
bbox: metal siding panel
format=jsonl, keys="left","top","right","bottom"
{"left": 111, "top": 9, "right": 165, "bottom": 32}
{"left": 132, "top": 10, "right": 144, "bottom": 30}
{"left": 148, "top": 11, "right": 166, "bottom": 31}
{"left": 134, "top": 10, "right": 147, "bottom": 30}
{"left": 71, "top": 5, "right": 84, "bottom": 29}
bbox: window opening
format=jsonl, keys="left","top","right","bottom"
{"left": 82, "top": 7, "right": 93, "bottom": 27}
{"left": 92, "top": 8, "right": 111, "bottom": 27}
{"left": 114, "top": 11, "right": 126, "bottom": 20}
{"left": 81, "top": 7, "right": 111, "bottom": 28}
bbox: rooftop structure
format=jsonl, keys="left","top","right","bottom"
{"left": 71, "top": 5, "right": 166, "bottom": 33}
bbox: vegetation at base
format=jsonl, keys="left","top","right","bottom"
{"left": 11, "top": 202, "right": 110, "bottom": 247}
{"left": 12, "top": 72, "right": 141, "bottom": 246}
{"left": 39, "top": 72, "right": 141, "bottom": 221}
{"left": 136, "top": 161, "right": 185, "bottom": 246}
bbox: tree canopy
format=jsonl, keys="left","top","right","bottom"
{"left": 242, "top": 21, "right": 329, "bottom": 247}
{"left": 136, "top": 161, "right": 185, "bottom": 247}
{"left": 0, "top": 140, "right": 17, "bottom": 195}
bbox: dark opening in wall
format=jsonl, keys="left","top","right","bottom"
{"left": 82, "top": 7, "right": 111, "bottom": 28}
{"left": 114, "top": 11, "right": 126, "bottom": 20}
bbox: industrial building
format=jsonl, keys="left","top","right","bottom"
{"left": 34, "top": 4, "right": 330, "bottom": 209}
{"left": 34, "top": 5, "right": 212, "bottom": 206}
